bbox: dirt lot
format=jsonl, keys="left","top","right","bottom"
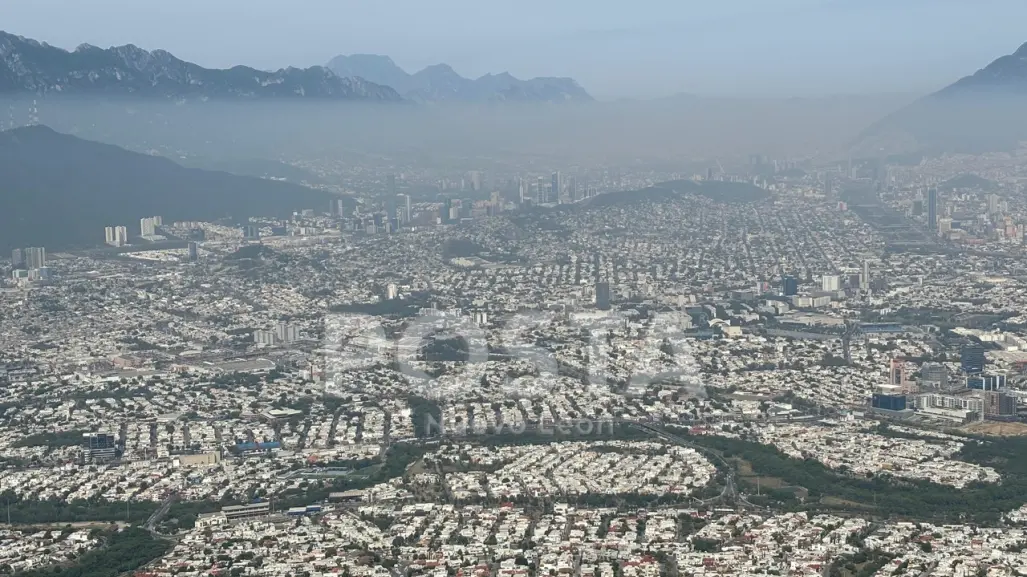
{"left": 961, "top": 421, "right": 1027, "bottom": 437}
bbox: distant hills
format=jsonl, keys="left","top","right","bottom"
{"left": 856, "top": 42, "right": 1027, "bottom": 155}
{"left": 326, "top": 54, "right": 592, "bottom": 103}
{"left": 0, "top": 31, "right": 401, "bottom": 101}
{"left": 0, "top": 125, "right": 344, "bottom": 251}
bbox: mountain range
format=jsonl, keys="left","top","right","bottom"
{"left": 326, "top": 54, "right": 592, "bottom": 103}
{"left": 855, "top": 41, "right": 1027, "bottom": 155}
{"left": 0, "top": 125, "right": 344, "bottom": 252}
{"left": 0, "top": 31, "right": 401, "bottom": 101}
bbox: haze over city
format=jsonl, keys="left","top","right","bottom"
{"left": 7, "top": 2, "right": 1027, "bottom": 577}
{"left": 4, "top": 0, "right": 1027, "bottom": 98}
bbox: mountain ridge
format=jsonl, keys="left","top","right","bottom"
{"left": 0, "top": 125, "right": 344, "bottom": 252}
{"left": 326, "top": 53, "right": 592, "bottom": 103}
{"left": 854, "top": 41, "right": 1027, "bottom": 155}
{"left": 0, "top": 31, "right": 402, "bottom": 101}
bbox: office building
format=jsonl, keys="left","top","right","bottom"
{"left": 25, "top": 247, "right": 45, "bottom": 270}
{"left": 911, "top": 199, "right": 924, "bottom": 217}
{"left": 402, "top": 194, "right": 412, "bottom": 223}
{"left": 860, "top": 261, "right": 870, "bottom": 291}
{"left": 595, "top": 281, "right": 611, "bottom": 311}
{"left": 551, "top": 172, "right": 563, "bottom": 202}
{"left": 536, "top": 176, "right": 546, "bottom": 204}
{"left": 983, "top": 372, "right": 1007, "bottom": 390}
{"left": 187, "top": 242, "right": 199, "bottom": 262}
{"left": 385, "top": 195, "right": 398, "bottom": 226}
{"left": 890, "top": 358, "right": 906, "bottom": 388}
{"left": 821, "top": 274, "right": 841, "bottom": 292}
{"left": 927, "top": 187, "right": 938, "bottom": 229}
{"left": 961, "top": 345, "right": 986, "bottom": 374}
{"left": 920, "top": 363, "right": 949, "bottom": 389}
{"left": 221, "top": 502, "right": 270, "bottom": 520}
{"left": 781, "top": 276, "right": 798, "bottom": 297}
{"left": 386, "top": 173, "right": 397, "bottom": 196}
{"left": 871, "top": 389, "right": 907, "bottom": 412}
{"left": 82, "top": 432, "right": 118, "bottom": 463}
{"left": 568, "top": 176, "right": 578, "bottom": 201}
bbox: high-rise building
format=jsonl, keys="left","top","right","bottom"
{"left": 890, "top": 358, "right": 906, "bottom": 387}
{"left": 275, "top": 322, "right": 299, "bottom": 344}
{"left": 988, "top": 193, "right": 1001, "bottom": 216}
{"left": 595, "top": 281, "right": 611, "bottom": 311}
{"left": 187, "top": 242, "right": 199, "bottom": 262}
{"left": 536, "top": 176, "right": 546, "bottom": 204}
{"left": 386, "top": 173, "right": 397, "bottom": 196}
{"left": 331, "top": 198, "right": 348, "bottom": 218}
{"left": 821, "top": 274, "right": 841, "bottom": 292}
{"left": 517, "top": 178, "right": 527, "bottom": 205}
{"left": 927, "top": 187, "right": 938, "bottom": 230}
{"left": 11, "top": 248, "right": 25, "bottom": 269}
{"left": 920, "top": 363, "right": 949, "bottom": 389}
{"left": 140, "top": 216, "right": 160, "bottom": 237}
{"left": 860, "top": 261, "right": 871, "bottom": 291}
{"left": 25, "top": 247, "right": 45, "bottom": 270}
{"left": 781, "top": 276, "right": 798, "bottom": 296}
{"left": 961, "top": 345, "right": 986, "bottom": 375}
{"left": 551, "top": 172, "right": 563, "bottom": 202}
{"left": 243, "top": 225, "right": 260, "bottom": 239}
{"left": 385, "top": 195, "right": 398, "bottom": 226}
{"left": 468, "top": 171, "right": 482, "bottom": 191}
{"left": 568, "top": 176, "right": 578, "bottom": 201}
{"left": 105, "top": 226, "right": 128, "bottom": 247}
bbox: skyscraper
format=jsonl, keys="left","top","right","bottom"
{"left": 25, "top": 247, "right": 45, "bottom": 270}
{"left": 551, "top": 172, "right": 562, "bottom": 203}
{"left": 105, "top": 226, "right": 128, "bottom": 247}
{"left": 961, "top": 345, "right": 986, "bottom": 375}
{"left": 536, "top": 176, "right": 546, "bottom": 204}
{"left": 187, "top": 242, "right": 199, "bottom": 262}
{"left": 781, "top": 276, "right": 798, "bottom": 296}
{"left": 595, "top": 281, "right": 611, "bottom": 311}
{"left": 140, "top": 216, "right": 161, "bottom": 237}
{"left": 386, "top": 173, "right": 397, "bottom": 196}
{"left": 988, "top": 193, "right": 1001, "bottom": 216}
{"left": 568, "top": 176, "right": 578, "bottom": 202}
{"left": 927, "top": 187, "right": 938, "bottom": 230}
{"left": 402, "top": 194, "right": 412, "bottom": 223}
{"left": 11, "top": 248, "right": 25, "bottom": 269}
{"left": 860, "top": 261, "right": 871, "bottom": 291}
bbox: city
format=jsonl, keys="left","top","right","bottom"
{"left": 5, "top": 3, "right": 1027, "bottom": 577}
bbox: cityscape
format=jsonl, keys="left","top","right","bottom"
{"left": 6, "top": 3, "right": 1027, "bottom": 577}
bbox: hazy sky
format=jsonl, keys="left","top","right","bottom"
{"left": 3, "top": 0, "right": 1027, "bottom": 99}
